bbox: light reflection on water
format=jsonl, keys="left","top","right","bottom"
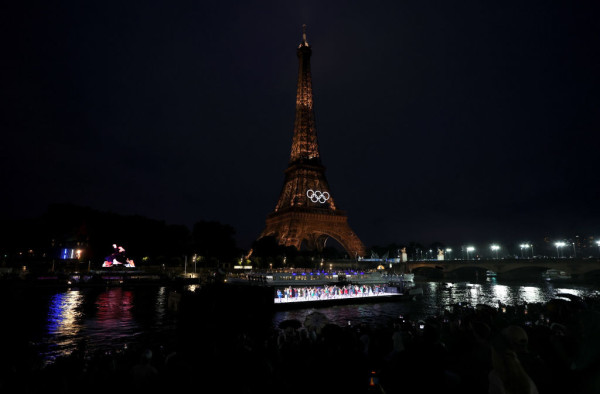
{"left": 272, "top": 279, "right": 600, "bottom": 328}
{"left": 13, "top": 280, "right": 600, "bottom": 365}
{"left": 156, "top": 286, "right": 166, "bottom": 321}
{"left": 37, "top": 287, "right": 174, "bottom": 364}
{"left": 556, "top": 288, "right": 584, "bottom": 297}
{"left": 45, "top": 291, "right": 84, "bottom": 359}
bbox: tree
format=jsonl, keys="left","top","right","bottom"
{"left": 191, "top": 220, "right": 239, "bottom": 262}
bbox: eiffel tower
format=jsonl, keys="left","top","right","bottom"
{"left": 260, "top": 26, "right": 366, "bottom": 258}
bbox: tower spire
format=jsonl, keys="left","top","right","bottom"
{"left": 290, "top": 24, "right": 318, "bottom": 163}
{"left": 302, "top": 24, "right": 308, "bottom": 45}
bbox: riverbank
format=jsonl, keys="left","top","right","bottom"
{"left": 0, "top": 269, "right": 203, "bottom": 289}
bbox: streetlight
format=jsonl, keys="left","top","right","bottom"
{"left": 555, "top": 242, "right": 566, "bottom": 258}
{"left": 519, "top": 244, "right": 531, "bottom": 258}
{"left": 446, "top": 248, "right": 452, "bottom": 260}
{"left": 490, "top": 245, "right": 500, "bottom": 259}
{"left": 597, "top": 241, "right": 600, "bottom": 256}
{"left": 466, "top": 246, "right": 475, "bottom": 260}
{"left": 572, "top": 242, "right": 576, "bottom": 258}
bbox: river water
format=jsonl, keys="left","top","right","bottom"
{"left": 2, "top": 278, "right": 598, "bottom": 365}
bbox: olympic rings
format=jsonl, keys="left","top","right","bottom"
{"left": 306, "top": 189, "right": 330, "bottom": 203}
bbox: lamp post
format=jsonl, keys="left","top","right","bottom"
{"left": 520, "top": 244, "right": 531, "bottom": 258}
{"left": 554, "top": 242, "right": 566, "bottom": 258}
{"left": 446, "top": 248, "right": 452, "bottom": 260}
{"left": 572, "top": 242, "right": 576, "bottom": 258}
{"left": 519, "top": 244, "right": 525, "bottom": 258}
{"left": 491, "top": 245, "right": 500, "bottom": 259}
{"left": 466, "top": 246, "right": 475, "bottom": 260}
{"left": 597, "top": 241, "right": 600, "bottom": 257}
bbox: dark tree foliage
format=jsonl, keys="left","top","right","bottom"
{"left": 250, "top": 236, "right": 351, "bottom": 268}
{"left": 191, "top": 220, "right": 239, "bottom": 261}
{"left": 251, "top": 236, "right": 293, "bottom": 259}
{"left": 38, "top": 204, "right": 193, "bottom": 261}
{"left": 0, "top": 204, "right": 240, "bottom": 265}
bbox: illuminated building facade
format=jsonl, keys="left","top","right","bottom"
{"left": 260, "top": 27, "right": 365, "bottom": 258}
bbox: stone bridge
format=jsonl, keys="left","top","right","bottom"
{"left": 406, "top": 258, "right": 600, "bottom": 279}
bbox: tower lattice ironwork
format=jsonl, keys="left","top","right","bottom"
{"left": 260, "top": 27, "right": 366, "bottom": 258}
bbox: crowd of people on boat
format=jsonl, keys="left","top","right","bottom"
{"left": 2, "top": 292, "right": 600, "bottom": 394}
{"left": 275, "top": 284, "right": 387, "bottom": 302}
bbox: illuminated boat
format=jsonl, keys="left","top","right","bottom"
{"left": 388, "top": 272, "right": 414, "bottom": 284}
{"left": 226, "top": 270, "right": 391, "bottom": 286}
{"left": 542, "top": 269, "right": 571, "bottom": 281}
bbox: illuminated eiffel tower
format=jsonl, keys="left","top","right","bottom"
{"left": 260, "top": 26, "right": 365, "bottom": 258}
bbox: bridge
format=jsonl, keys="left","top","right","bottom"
{"left": 405, "top": 258, "right": 600, "bottom": 279}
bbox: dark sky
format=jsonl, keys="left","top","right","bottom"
{"left": 2, "top": 1, "right": 599, "bottom": 250}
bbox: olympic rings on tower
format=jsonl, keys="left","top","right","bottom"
{"left": 306, "top": 189, "right": 330, "bottom": 203}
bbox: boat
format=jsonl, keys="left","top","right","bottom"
{"left": 542, "top": 269, "right": 571, "bottom": 281}
{"left": 387, "top": 272, "right": 414, "bottom": 284}
{"left": 226, "top": 269, "right": 400, "bottom": 287}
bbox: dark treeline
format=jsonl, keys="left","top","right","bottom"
{"left": 249, "top": 235, "right": 348, "bottom": 269}
{"left": 0, "top": 204, "right": 241, "bottom": 266}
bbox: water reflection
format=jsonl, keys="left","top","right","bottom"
{"left": 492, "top": 284, "right": 510, "bottom": 305}
{"left": 520, "top": 286, "right": 544, "bottom": 304}
{"left": 272, "top": 280, "right": 600, "bottom": 329}
{"left": 22, "top": 280, "right": 600, "bottom": 365}
{"left": 156, "top": 286, "right": 166, "bottom": 321}
{"left": 556, "top": 288, "right": 583, "bottom": 297}
{"left": 45, "top": 290, "right": 83, "bottom": 362}
{"left": 95, "top": 288, "right": 135, "bottom": 337}
{"left": 47, "top": 291, "right": 83, "bottom": 338}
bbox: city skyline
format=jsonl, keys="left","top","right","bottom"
{"left": 2, "top": 1, "right": 599, "bottom": 250}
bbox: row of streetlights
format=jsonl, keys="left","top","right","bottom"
{"left": 553, "top": 241, "right": 600, "bottom": 258}
{"left": 459, "top": 244, "right": 523, "bottom": 260}
{"left": 412, "top": 240, "right": 600, "bottom": 261}
{"left": 457, "top": 240, "right": 600, "bottom": 260}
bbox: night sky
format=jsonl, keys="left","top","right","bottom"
{"left": 2, "top": 1, "right": 599, "bottom": 250}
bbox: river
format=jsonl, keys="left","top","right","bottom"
{"left": 2, "top": 278, "right": 598, "bottom": 365}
